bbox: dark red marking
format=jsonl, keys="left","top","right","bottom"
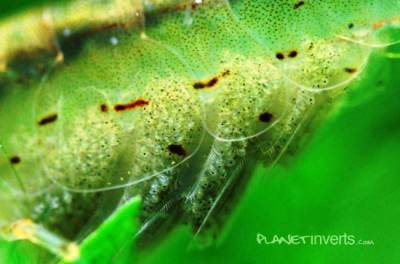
{"left": 168, "top": 144, "right": 187, "bottom": 157}
{"left": 38, "top": 114, "right": 58, "bottom": 126}
{"left": 194, "top": 77, "right": 218, "bottom": 89}
{"left": 10, "top": 156, "right": 21, "bottom": 164}
{"left": 114, "top": 99, "right": 149, "bottom": 112}
{"left": 207, "top": 78, "right": 218, "bottom": 87}
{"left": 294, "top": 1, "right": 305, "bottom": 9}
{"left": 288, "top": 50, "right": 298, "bottom": 58}
{"left": 259, "top": 112, "right": 273, "bottom": 123}
{"left": 100, "top": 104, "right": 109, "bottom": 112}
{"left": 344, "top": 67, "right": 357, "bottom": 74}
{"left": 193, "top": 70, "right": 230, "bottom": 89}
{"left": 276, "top": 53, "right": 285, "bottom": 60}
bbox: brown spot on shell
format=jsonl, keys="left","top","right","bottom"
{"left": 276, "top": 53, "right": 285, "bottom": 60}
{"left": 259, "top": 112, "right": 273, "bottom": 123}
{"left": 193, "top": 70, "right": 230, "bottom": 89}
{"left": 38, "top": 114, "right": 58, "bottom": 126}
{"left": 167, "top": 144, "right": 187, "bottom": 157}
{"left": 288, "top": 50, "right": 298, "bottom": 58}
{"left": 344, "top": 67, "right": 357, "bottom": 74}
{"left": 10, "top": 155, "right": 21, "bottom": 164}
{"left": 294, "top": 1, "right": 305, "bottom": 9}
{"left": 100, "top": 104, "right": 108, "bottom": 113}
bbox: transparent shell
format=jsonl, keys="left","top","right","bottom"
{"left": 0, "top": 0, "right": 399, "bottom": 258}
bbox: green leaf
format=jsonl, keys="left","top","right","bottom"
{"left": 65, "top": 196, "right": 141, "bottom": 264}
{"left": 0, "top": 239, "right": 54, "bottom": 264}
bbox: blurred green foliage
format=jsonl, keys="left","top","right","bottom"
{"left": 67, "top": 197, "right": 140, "bottom": 264}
